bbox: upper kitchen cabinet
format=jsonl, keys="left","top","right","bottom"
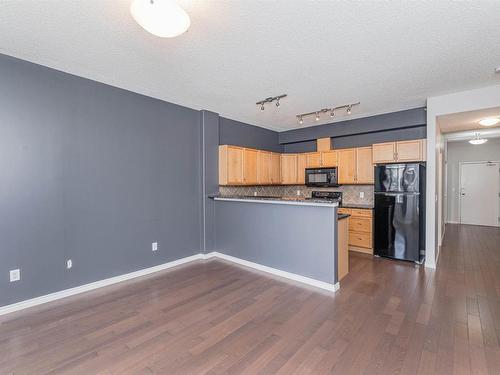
{"left": 306, "top": 152, "right": 322, "bottom": 168}
{"left": 281, "top": 154, "right": 298, "bottom": 184}
{"left": 269, "top": 152, "right": 281, "bottom": 184}
{"left": 297, "top": 153, "right": 307, "bottom": 184}
{"left": 396, "top": 139, "right": 426, "bottom": 162}
{"left": 243, "top": 148, "right": 258, "bottom": 185}
{"left": 257, "top": 151, "right": 271, "bottom": 185}
{"left": 219, "top": 145, "right": 244, "bottom": 185}
{"left": 338, "top": 148, "right": 356, "bottom": 184}
{"left": 356, "top": 147, "right": 374, "bottom": 184}
{"left": 321, "top": 151, "right": 338, "bottom": 167}
{"left": 338, "top": 147, "right": 374, "bottom": 184}
{"left": 372, "top": 139, "right": 426, "bottom": 164}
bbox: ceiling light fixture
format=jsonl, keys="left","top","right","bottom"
{"left": 495, "top": 67, "right": 500, "bottom": 74}
{"left": 296, "top": 101, "right": 360, "bottom": 125}
{"left": 468, "top": 133, "right": 488, "bottom": 145}
{"left": 130, "top": 0, "right": 190, "bottom": 38}
{"left": 478, "top": 117, "right": 500, "bottom": 126}
{"left": 256, "top": 94, "right": 287, "bottom": 111}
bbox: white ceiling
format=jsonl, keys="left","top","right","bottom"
{"left": 1, "top": 1, "right": 500, "bottom": 131}
{"left": 438, "top": 106, "right": 500, "bottom": 133}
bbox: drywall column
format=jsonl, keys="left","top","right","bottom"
{"left": 201, "top": 110, "right": 219, "bottom": 253}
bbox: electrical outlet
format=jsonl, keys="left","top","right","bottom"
{"left": 66, "top": 259, "right": 72, "bottom": 269}
{"left": 359, "top": 191, "right": 365, "bottom": 199}
{"left": 152, "top": 242, "right": 158, "bottom": 252}
{"left": 9, "top": 269, "right": 20, "bottom": 282}
{"left": 253, "top": 191, "right": 257, "bottom": 196}
{"left": 297, "top": 190, "right": 301, "bottom": 196}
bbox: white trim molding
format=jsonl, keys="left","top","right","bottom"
{"left": 0, "top": 254, "right": 204, "bottom": 316}
{"left": 203, "top": 252, "right": 339, "bottom": 292}
{"left": 0, "top": 252, "right": 338, "bottom": 317}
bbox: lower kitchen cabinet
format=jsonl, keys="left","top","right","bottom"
{"left": 337, "top": 216, "right": 349, "bottom": 280}
{"left": 337, "top": 207, "right": 373, "bottom": 254}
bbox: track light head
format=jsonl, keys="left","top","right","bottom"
{"left": 330, "top": 109, "right": 335, "bottom": 118}
{"left": 347, "top": 105, "right": 352, "bottom": 115}
{"left": 260, "top": 104, "right": 265, "bottom": 111}
{"left": 299, "top": 116, "right": 303, "bottom": 125}
{"left": 276, "top": 99, "right": 280, "bottom": 107}
{"left": 315, "top": 112, "right": 320, "bottom": 121}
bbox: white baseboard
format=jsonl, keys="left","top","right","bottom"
{"left": 1, "top": 251, "right": 339, "bottom": 317}
{"left": 203, "top": 251, "right": 339, "bottom": 293}
{"left": 0, "top": 253, "right": 204, "bottom": 316}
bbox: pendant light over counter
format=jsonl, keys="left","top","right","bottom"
{"left": 130, "top": 0, "right": 190, "bottom": 38}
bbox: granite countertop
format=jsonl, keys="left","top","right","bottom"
{"left": 211, "top": 195, "right": 339, "bottom": 207}
{"left": 340, "top": 203, "right": 374, "bottom": 209}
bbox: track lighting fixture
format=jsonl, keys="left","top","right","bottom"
{"left": 296, "top": 102, "right": 360, "bottom": 125}
{"left": 256, "top": 94, "right": 287, "bottom": 111}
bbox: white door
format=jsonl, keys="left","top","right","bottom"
{"left": 460, "top": 162, "right": 499, "bottom": 227}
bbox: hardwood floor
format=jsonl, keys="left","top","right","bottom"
{"left": 1, "top": 223, "right": 499, "bottom": 374}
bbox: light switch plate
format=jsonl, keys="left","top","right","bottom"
{"left": 67, "top": 259, "right": 72, "bottom": 269}
{"left": 10, "top": 269, "right": 20, "bottom": 282}
{"left": 152, "top": 242, "right": 158, "bottom": 252}
{"left": 359, "top": 191, "right": 365, "bottom": 199}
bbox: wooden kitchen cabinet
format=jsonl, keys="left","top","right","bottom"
{"left": 337, "top": 217, "right": 349, "bottom": 280}
{"left": 396, "top": 139, "right": 425, "bottom": 162}
{"left": 338, "top": 148, "right": 356, "bottom": 184}
{"left": 297, "top": 153, "right": 307, "bottom": 184}
{"left": 306, "top": 152, "right": 322, "bottom": 168}
{"left": 372, "top": 139, "right": 426, "bottom": 163}
{"left": 219, "top": 145, "right": 244, "bottom": 185}
{"left": 338, "top": 207, "right": 373, "bottom": 254}
{"left": 355, "top": 147, "right": 374, "bottom": 184}
{"left": 321, "top": 151, "right": 338, "bottom": 167}
{"left": 270, "top": 152, "right": 281, "bottom": 184}
{"left": 257, "top": 151, "right": 271, "bottom": 185}
{"left": 243, "top": 148, "right": 258, "bottom": 185}
{"left": 281, "top": 154, "right": 298, "bottom": 184}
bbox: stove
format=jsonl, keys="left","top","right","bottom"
{"left": 307, "top": 191, "right": 342, "bottom": 205}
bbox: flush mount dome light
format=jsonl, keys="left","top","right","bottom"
{"left": 130, "top": 0, "right": 190, "bottom": 38}
{"left": 478, "top": 117, "right": 500, "bottom": 126}
{"left": 469, "top": 133, "right": 488, "bottom": 145}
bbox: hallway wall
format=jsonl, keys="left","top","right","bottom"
{"left": 446, "top": 137, "right": 500, "bottom": 223}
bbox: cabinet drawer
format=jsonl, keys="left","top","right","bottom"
{"left": 349, "top": 217, "right": 372, "bottom": 233}
{"left": 351, "top": 208, "right": 372, "bottom": 218}
{"left": 338, "top": 208, "right": 351, "bottom": 215}
{"left": 349, "top": 231, "right": 372, "bottom": 248}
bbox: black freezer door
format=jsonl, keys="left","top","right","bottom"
{"left": 375, "top": 163, "right": 422, "bottom": 193}
{"left": 374, "top": 193, "right": 421, "bottom": 262}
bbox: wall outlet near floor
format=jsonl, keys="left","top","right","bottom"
{"left": 66, "top": 259, "right": 72, "bottom": 269}
{"left": 152, "top": 242, "right": 158, "bottom": 252}
{"left": 9, "top": 269, "right": 20, "bottom": 282}
{"left": 359, "top": 191, "right": 365, "bottom": 199}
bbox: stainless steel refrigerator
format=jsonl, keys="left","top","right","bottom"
{"left": 374, "top": 163, "right": 426, "bottom": 263}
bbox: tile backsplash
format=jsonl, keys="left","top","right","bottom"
{"left": 219, "top": 184, "right": 374, "bottom": 206}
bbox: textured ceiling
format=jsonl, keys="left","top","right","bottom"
{"left": 438, "top": 106, "right": 500, "bottom": 133}
{"left": 1, "top": 0, "right": 500, "bottom": 131}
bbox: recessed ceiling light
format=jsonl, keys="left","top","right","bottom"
{"left": 478, "top": 117, "right": 500, "bottom": 126}
{"left": 469, "top": 133, "right": 488, "bottom": 145}
{"left": 130, "top": 0, "right": 190, "bottom": 38}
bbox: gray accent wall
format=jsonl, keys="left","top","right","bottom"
{"left": 279, "top": 107, "right": 426, "bottom": 144}
{"left": 219, "top": 117, "right": 283, "bottom": 152}
{"left": 0, "top": 53, "right": 203, "bottom": 306}
{"left": 331, "top": 126, "right": 427, "bottom": 149}
{"left": 214, "top": 200, "right": 338, "bottom": 284}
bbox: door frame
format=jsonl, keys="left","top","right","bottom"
{"left": 458, "top": 160, "right": 500, "bottom": 226}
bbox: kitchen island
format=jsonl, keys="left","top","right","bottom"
{"left": 212, "top": 196, "right": 340, "bottom": 291}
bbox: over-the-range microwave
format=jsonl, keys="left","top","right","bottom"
{"left": 305, "top": 167, "right": 340, "bottom": 187}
